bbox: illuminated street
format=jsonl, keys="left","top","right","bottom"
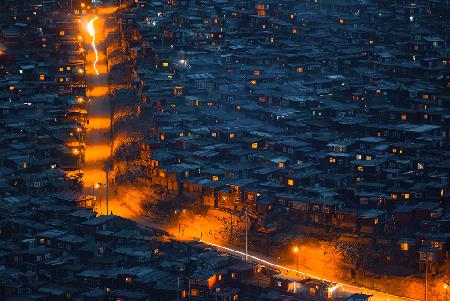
{"left": 143, "top": 213, "right": 421, "bottom": 301}
{"left": 83, "top": 15, "right": 111, "bottom": 216}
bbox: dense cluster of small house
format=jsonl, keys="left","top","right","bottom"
{"left": 1, "top": 189, "right": 377, "bottom": 301}
{"left": 124, "top": 0, "right": 450, "bottom": 274}
{"left": 0, "top": 0, "right": 449, "bottom": 299}
{"left": 0, "top": 0, "right": 376, "bottom": 300}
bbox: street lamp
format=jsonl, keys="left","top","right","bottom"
{"left": 91, "top": 182, "right": 103, "bottom": 214}
{"left": 174, "top": 208, "right": 186, "bottom": 235}
{"left": 444, "top": 282, "right": 449, "bottom": 301}
{"left": 292, "top": 246, "right": 300, "bottom": 271}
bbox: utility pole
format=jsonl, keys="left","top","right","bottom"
{"left": 106, "top": 167, "right": 109, "bottom": 215}
{"left": 230, "top": 211, "right": 233, "bottom": 240}
{"left": 245, "top": 210, "right": 248, "bottom": 262}
{"left": 177, "top": 276, "right": 180, "bottom": 301}
{"left": 188, "top": 278, "right": 191, "bottom": 301}
{"left": 425, "top": 253, "right": 430, "bottom": 301}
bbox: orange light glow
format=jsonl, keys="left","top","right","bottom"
{"left": 84, "top": 144, "right": 110, "bottom": 162}
{"left": 87, "top": 86, "right": 108, "bottom": 97}
{"left": 96, "top": 6, "right": 118, "bottom": 15}
{"left": 87, "top": 117, "right": 110, "bottom": 130}
{"left": 82, "top": 168, "right": 105, "bottom": 187}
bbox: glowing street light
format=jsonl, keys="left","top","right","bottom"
{"left": 445, "top": 282, "right": 449, "bottom": 301}
{"left": 174, "top": 208, "right": 187, "bottom": 234}
{"left": 292, "top": 245, "right": 300, "bottom": 271}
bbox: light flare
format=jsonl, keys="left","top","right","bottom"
{"left": 87, "top": 16, "right": 99, "bottom": 75}
{"left": 200, "top": 240, "right": 420, "bottom": 301}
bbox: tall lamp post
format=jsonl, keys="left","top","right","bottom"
{"left": 92, "top": 182, "right": 102, "bottom": 214}
{"left": 292, "top": 246, "right": 300, "bottom": 271}
{"left": 444, "top": 282, "right": 449, "bottom": 301}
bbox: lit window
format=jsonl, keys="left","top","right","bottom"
{"left": 211, "top": 132, "right": 217, "bottom": 137}
{"left": 365, "top": 155, "right": 372, "bottom": 160}
{"left": 329, "top": 158, "right": 336, "bottom": 163}
{"left": 424, "top": 114, "right": 428, "bottom": 120}
{"left": 229, "top": 133, "right": 235, "bottom": 139}
{"left": 417, "top": 163, "right": 424, "bottom": 170}
{"left": 59, "top": 67, "right": 64, "bottom": 72}
{"left": 39, "top": 74, "right": 45, "bottom": 81}
{"left": 290, "top": 14, "right": 294, "bottom": 19}
{"left": 404, "top": 193, "right": 410, "bottom": 199}
{"left": 296, "top": 67, "right": 303, "bottom": 73}
{"left": 287, "top": 179, "right": 294, "bottom": 186}
{"left": 60, "top": 31, "right": 64, "bottom": 36}
{"left": 278, "top": 162, "right": 285, "bottom": 168}
{"left": 250, "top": 80, "right": 256, "bottom": 85}
{"left": 400, "top": 242, "right": 409, "bottom": 251}
{"left": 66, "top": 66, "right": 71, "bottom": 71}
{"left": 253, "top": 70, "right": 260, "bottom": 76}
{"left": 162, "top": 62, "right": 169, "bottom": 67}
{"left": 212, "top": 176, "right": 219, "bottom": 181}
{"left": 392, "top": 148, "right": 397, "bottom": 154}
{"left": 357, "top": 166, "right": 364, "bottom": 171}
{"left": 9, "top": 86, "right": 14, "bottom": 91}
{"left": 339, "top": 19, "right": 344, "bottom": 24}
{"left": 251, "top": 143, "right": 258, "bottom": 149}
{"left": 160, "top": 134, "right": 165, "bottom": 141}
{"left": 191, "top": 289, "right": 199, "bottom": 297}
{"left": 292, "top": 28, "right": 297, "bottom": 34}
{"left": 159, "top": 171, "right": 165, "bottom": 177}
{"left": 125, "top": 277, "right": 132, "bottom": 284}
{"left": 401, "top": 114, "right": 407, "bottom": 120}
{"left": 391, "top": 194, "right": 398, "bottom": 199}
